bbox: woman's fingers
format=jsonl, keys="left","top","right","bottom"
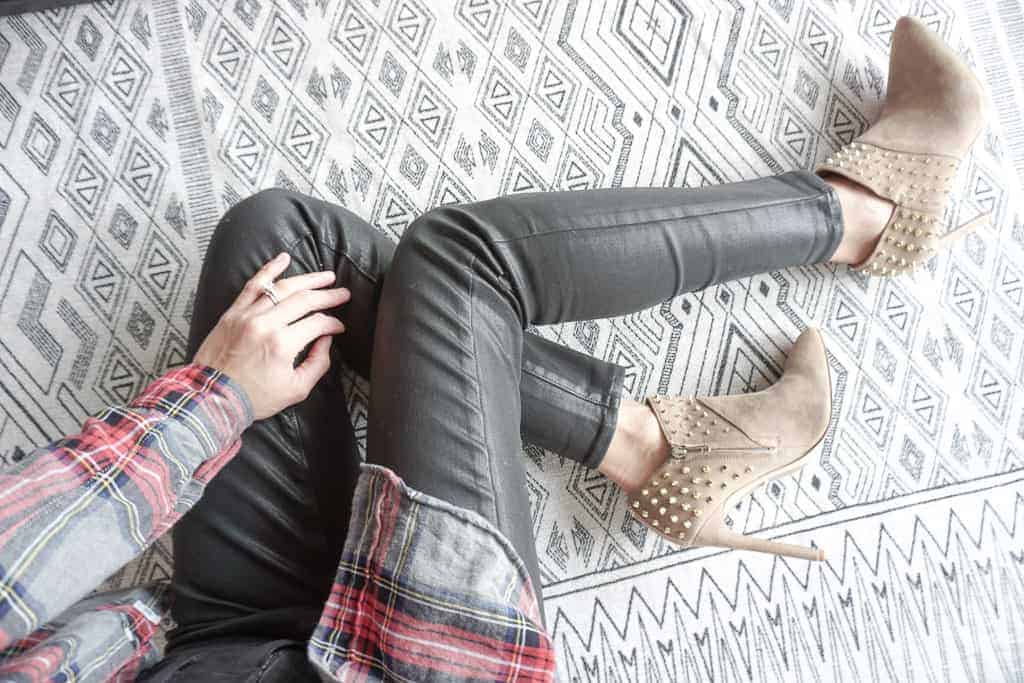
{"left": 197, "top": 253, "right": 351, "bottom": 421}
{"left": 293, "top": 334, "right": 333, "bottom": 396}
{"left": 233, "top": 252, "right": 291, "bottom": 310}
{"left": 264, "top": 286, "right": 351, "bottom": 326}
{"left": 285, "top": 312, "right": 345, "bottom": 351}
{"left": 250, "top": 270, "right": 339, "bottom": 314}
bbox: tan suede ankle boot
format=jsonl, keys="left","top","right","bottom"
{"left": 817, "top": 16, "right": 991, "bottom": 276}
{"left": 627, "top": 328, "right": 831, "bottom": 561}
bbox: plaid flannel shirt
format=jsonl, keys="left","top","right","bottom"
{"left": 0, "top": 364, "right": 555, "bottom": 681}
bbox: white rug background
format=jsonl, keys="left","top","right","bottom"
{"left": 1, "top": 0, "right": 1023, "bottom": 680}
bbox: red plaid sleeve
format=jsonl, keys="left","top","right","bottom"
{"left": 309, "top": 464, "right": 557, "bottom": 681}
{"left": 0, "top": 363, "right": 252, "bottom": 654}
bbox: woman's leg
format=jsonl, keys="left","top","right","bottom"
{"left": 167, "top": 188, "right": 637, "bottom": 648}
{"left": 204, "top": 189, "right": 628, "bottom": 463}
{"left": 168, "top": 191, "right": 387, "bottom": 651}
{"left": 366, "top": 171, "right": 847, "bottom": 617}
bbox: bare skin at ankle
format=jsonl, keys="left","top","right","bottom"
{"left": 598, "top": 399, "right": 669, "bottom": 493}
{"left": 597, "top": 173, "right": 892, "bottom": 491}
{"left": 823, "top": 174, "right": 896, "bottom": 266}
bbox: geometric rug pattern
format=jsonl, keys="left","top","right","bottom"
{"left": 1, "top": 1, "right": 1022, "bottom": 679}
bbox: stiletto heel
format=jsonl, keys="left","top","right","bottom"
{"left": 701, "top": 525, "right": 825, "bottom": 562}
{"left": 816, "top": 16, "right": 990, "bottom": 277}
{"left": 628, "top": 328, "right": 831, "bottom": 561}
{"left": 938, "top": 213, "right": 989, "bottom": 248}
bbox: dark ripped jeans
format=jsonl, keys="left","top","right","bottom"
{"left": 143, "top": 174, "right": 842, "bottom": 680}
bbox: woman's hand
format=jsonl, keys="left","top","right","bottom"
{"left": 193, "top": 252, "right": 351, "bottom": 420}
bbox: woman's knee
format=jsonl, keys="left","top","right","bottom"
{"left": 208, "top": 188, "right": 301, "bottom": 258}
{"left": 389, "top": 205, "right": 493, "bottom": 286}
{"left": 190, "top": 190, "right": 312, "bottom": 348}
{"left": 387, "top": 211, "right": 442, "bottom": 286}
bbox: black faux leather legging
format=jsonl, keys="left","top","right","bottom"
{"left": 160, "top": 173, "right": 842, "bottom": 677}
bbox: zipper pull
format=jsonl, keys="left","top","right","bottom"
{"left": 670, "top": 444, "right": 777, "bottom": 459}
{"left": 670, "top": 444, "right": 709, "bottom": 458}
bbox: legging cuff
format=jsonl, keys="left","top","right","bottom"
{"left": 581, "top": 361, "right": 626, "bottom": 470}
{"left": 801, "top": 169, "right": 846, "bottom": 262}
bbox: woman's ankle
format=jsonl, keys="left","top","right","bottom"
{"left": 598, "top": 399, "right": 669, "bottom": 494}
{"left": 825, "top": 174, "right": 895, "bottom": 265}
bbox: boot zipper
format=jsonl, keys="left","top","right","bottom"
{"left": 670, "top": 444, "right": 777, "bottom": 458}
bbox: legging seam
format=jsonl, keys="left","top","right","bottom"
{"left": 487, "top": 190, "right": 834, "bottom": 245}
{"left": 275, "top": 230, "right": 379, "bottom": 534}
{"left": 466, "top": 257, "right": 502, "bottom": 529}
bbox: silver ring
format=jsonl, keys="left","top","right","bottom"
{"left": 261, "top": 283, "right": 281, "bottom": 306}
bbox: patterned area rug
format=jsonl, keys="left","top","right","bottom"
{"left": 1, "top": 1, "right": 1022, "bottom": 680}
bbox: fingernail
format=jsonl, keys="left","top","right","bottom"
{"left": 275, "top": 252, "right": 288, "bottom": 262}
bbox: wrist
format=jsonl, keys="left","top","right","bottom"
{"left": 183, "top": 361, "right": 256, "bottom": 428}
